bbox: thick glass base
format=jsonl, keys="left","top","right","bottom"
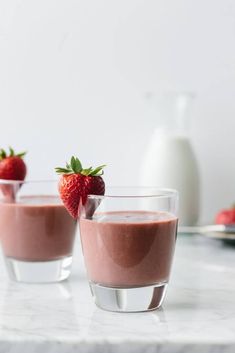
{"left": 4, "top": 256, "right": 73, "bottom": 283}
{"left": 89, "top": 281, "right": 168, "bottom": 312}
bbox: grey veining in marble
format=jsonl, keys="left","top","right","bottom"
{"left": 0, "top": 235, "right": 234, "bottom": 353}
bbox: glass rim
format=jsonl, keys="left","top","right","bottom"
{"left": 88, "top": 186, "right": 178, "bottom": 199}
{"left": 0, "top": 181, "right": 178, "bottom": 199}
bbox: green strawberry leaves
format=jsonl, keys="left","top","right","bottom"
{"left": 71, "top": 156, "right": 82, "bottom": 173}
{"left": 89, "top": 165, "right": 106, "bottom": 176}
{"left": 0, "top": 149, "right": 7, "bottom": 160}
{"left": 9, "top": 147, "right": 14, "bottom": 157}
{"left": 55, "top": 156, "right": 106, "bottom": 176}
{"left": 0, "top": 147, "right": 26, "bottom": 161}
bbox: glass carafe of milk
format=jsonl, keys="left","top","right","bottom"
{"left": 141, "top": 92, "right": 200, "bottom": 226}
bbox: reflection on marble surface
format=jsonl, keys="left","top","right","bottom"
{"left": 0, "top": 235, "right": 234, "bottom": 352}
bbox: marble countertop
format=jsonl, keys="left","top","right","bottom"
{"left": 0, "top": 235, "right": 234, "bottom": 353}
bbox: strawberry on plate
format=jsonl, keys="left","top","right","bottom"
{"left": 0, "top": 147, "right": 27, "bottom": 181}
{"left": 55, "top": 156, "right": 105, "bottom": 219}
{"left": 215, "top": 206, "right": 235, "bottom": 225}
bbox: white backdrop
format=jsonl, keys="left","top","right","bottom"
{"left": 0, "top": 0, "right": 235, "bottom": 222}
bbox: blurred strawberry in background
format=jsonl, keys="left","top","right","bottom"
{"left": 215, "top": 206, "right": 235, "bottom": 225}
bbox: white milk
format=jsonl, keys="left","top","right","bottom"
{"left": 141, "top": 129, "right": 200, "bottom": 225}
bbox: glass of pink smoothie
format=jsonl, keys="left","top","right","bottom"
{"left": 0, "top": 180, "right": 77, "bottom": 283}
{"left": 79, "top": 187, "right": 178, "bottom": 312}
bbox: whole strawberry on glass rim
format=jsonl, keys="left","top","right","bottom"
{"left": 0, "top": 147, "right": 27, "bottom": 181}
{"left": 55, "top": 156, "right": 105, "bottom": 219}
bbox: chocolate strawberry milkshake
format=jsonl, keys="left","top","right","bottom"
{"left": 80, "top": 211, "right": 177, "bottom": 288}
{"left": 78, "top": 188, "right": 178, "bottom": 312}
{"left": 0, "top": 180, "right": 77, "bottom": 283}
{"left": 0, "top": 196, "right": 76, "bottom": 261}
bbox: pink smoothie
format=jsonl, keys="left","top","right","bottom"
{"left": 79, "top": 211, "right": 177, "bottom": 287}
{"left": 0, "top": 196, "right": 76, "bottom": 261}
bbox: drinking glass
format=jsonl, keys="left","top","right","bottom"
{"left": 0, "top": 180, "right": 77, "bottom": 283}
{"left": 79, "top": 187, "right": 178, "bottom": 312}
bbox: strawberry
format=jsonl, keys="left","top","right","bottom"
{"left": 0, "top": 147, "right": 27, "bottom": 201}
{"left": 0, "top": 147, "right": 27, "bottom": 181}
{"left": 215, "top": 206, "right": 235, "bottom": 225}
{"left": 55, "top": 156, "right": 105, "bottom": 219}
